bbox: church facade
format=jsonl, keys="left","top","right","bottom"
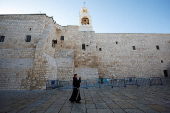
{"left": 0, "top": 6, "right": 170, "bottom": 90}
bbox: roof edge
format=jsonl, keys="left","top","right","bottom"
{"left": 0, "top": 13, "right": 46, "bottom": 16}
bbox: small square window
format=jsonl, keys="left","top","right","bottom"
{"left": 161, "top": 60, "right": 163, "bottom": 63}
{"left": 99, "top": 48, "right": 102, "bottom": 51}
{"left": 132, "top": 46, "right": 136, "bottom": 50}
{"left": 156, "top": 45, "right": 159, "bottom": 50}
{"left": 26, "top": 35, "right": 31, "bottom": 42}
{"left": 61, "top": 36, "right": 64, "bottom": 40}
{"left": 0, "top": 36, "right": 5, "bottom": 42}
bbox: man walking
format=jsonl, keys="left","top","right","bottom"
{"left": 69, "top": 74, "right": 81, "bottom": 103}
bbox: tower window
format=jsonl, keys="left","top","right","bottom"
{"left": 61, "top": 36, "right": 64, "bottom": 40}
{"left": 116, "top": 41, "right": 118, "bottom": 44}
{"left": 26, "top": 35, "right": 31, "bottom": 42}
{"left": 82, "top": 44, "right": 85, "bottom": 50}
{"left": 52, "top": 40, "right": 57, "bottom": 48}
{"left": 99, "top": 48, "right": 102, "bottom": 51}
{"left": 156, "top": 45, "right": 159, "bottom": 50}
{"left": 132, "top": 46, "right": 136, "bottom": 50}
{"left": 161, "top": 60, "right": 163, "bottom": 63}
{"left": 29, "top": 28, "right": 31, "bottom": 31}
{"left": 0, "top": 36, "right": 5, "bottom": 42}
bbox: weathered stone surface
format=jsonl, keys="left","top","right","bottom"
{"left": 0, "top": 9, "right": 170, "bottom": 90}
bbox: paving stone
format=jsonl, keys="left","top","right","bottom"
{"left": 59, "top": 107, "right": 72, "bottom": 113}
{"left": 147, "top": 104, "right": 170, "bottom": 112}
{"left": 107, "top": 103, "right": 120, "bottom": 109}
{"left": 95, "top": 103, "right": 109, "bottom": 109}
{"left": 143, "top": 109, "right": 160, "bottom": 113}
{"left": 44, "top": 105, "right": 62, "bottom": 113}
{"left": 124, "top": 109, "right": 145, "bottom": 113}
{"left": 97, "top": 109, "right": 113, "bottom": 113}
{"left": 115, "top": 102, "right": 137, "bottom": 109}
{"left": 86, "top": 104, "right": 96, "bottom": 108}
{"left": 111, "top": 109, "right": 126, "bottom": 113}
{"left": 134, "top": 104, "right": 152, "bottom": 110}
{"left": 18, "top": 107, "right": 36, "bottom": 113}
{"left": 86, "top": 100, "right": 94, "bottom": 104}
{"left": 71, "top": 105, "right": 86, "bottom": 113}
{"left": 87, "top": 108, "right": 97, "bottom": 113}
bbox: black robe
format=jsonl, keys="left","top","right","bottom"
{"left": 69, "top": 77, "right": 81, "bottom": 102}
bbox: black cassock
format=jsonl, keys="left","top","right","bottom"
{"left": 69, "top": 77, "right": 81, "bottom": 102}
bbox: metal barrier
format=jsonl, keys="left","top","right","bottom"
{"left": 150, "top": 77, "right": 163, "bottom": 86}
{"left": 46, "top": 80, "right": 59, "bottom": 89}
{"left": 59, "top": 80, "right": 88, "bottom": 89}
{"left": 99, "top": 78, "right": 112, "bottom": 87}
{"left": 124, "top": 77, "right": 137, "bottom": 85}
{"left": 136, "top": 78, "right": 150, "bottom": 87}
{"left": 111, "top": 79, "right": 126, "bottom": 87}
{"left": 87, "top": 78, "right": 99, "bottom": 87}
{"left": 161, "top": 77, "right": 170, "bottom": 85}
{"left": 47, "top": 77, "right": 170, "bottom": 89}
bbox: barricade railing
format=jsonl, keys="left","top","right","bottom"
{"left": 111, "top": 79, "right": 126, "bottom": 87}
{"left": 46, "top": 80, "right": 59, "bottom": 89}
{"left": 99, "top": 78, "right": 112, "bottom": 87}
{"left": 124, "top": 77, "right": 137, "bottom": 85}
{"left": 87, "top": 78, "right": 99, "bottom": 87}
{"left": 149, "top": 77, "right": 163, "bottom": 86}
{"left": 47, "top": 77, "right": 170, "bottom": 89}
{"left": 59, "top": 80, "right": 88, "bottom": 89}
{"left": 136, "top": 78, "right": 150, "bottom": 87}
{"left": 161, "top": 77, "right": 170, "bottom": 85}
{"left": 59, "top": 81, "right": 73, "bottom": 89}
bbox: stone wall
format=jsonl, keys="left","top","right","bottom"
{"left": 0, "top": 14, "right": 46, "bottom": 49}
{"left": 55, "top": 49, "right": 74, "bottom": 81}
{"left": 0, "top": 48, "right": 35, "bottom": 90}
{"left": 0, "top": 14, "right": 170, "bottom": 90}
{"left": 96, "top": 33, "right": 170, "bottom": 78}
{"left": 30, "top": 16, "right": 60, "bottom": 89}
{"left": 0, "top": 14, "right": 61, "bottom": 90}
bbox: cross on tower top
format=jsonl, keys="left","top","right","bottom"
{"left": 84, "top": 2, "right": 86, "bottom": 6}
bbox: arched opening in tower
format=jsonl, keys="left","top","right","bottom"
{"left": 81, "top": 17, "right": 89, "bottom": 25}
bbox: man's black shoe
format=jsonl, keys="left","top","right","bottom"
{"left": 76, "top": 101, "right": 81, "bottom": 103}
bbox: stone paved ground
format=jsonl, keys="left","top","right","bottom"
{"left": 0, "top": 85, "right": 170, "bottom": 113}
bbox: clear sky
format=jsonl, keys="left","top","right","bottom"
{"left": 1, "top": 0, "right": 170, "bottom": 33}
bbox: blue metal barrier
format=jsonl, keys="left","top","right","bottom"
{"left": 99, "top": 78, "right": 112, "bottom": 87}
{"left": 87, "top": 78, "right": 99, "bottom": 87}
{"left": 136, "top": 78, "right": 150, "bottom": 87}
{"left": 161, "top": 77, "right": 170, "bottom": 85}
{"left": 124, "top": 77, "right": 137, "bottom": 85}
{"left": 46, "top": 80, "right": 59, "bottom": 89}
{"left": 111, "top": 79, "right": 126, "bottom": 87}
{"left": 47, "top": 77, "right": 170, "bottom": 90}
{"left": 59, "top": 80, "right": 88, "bottom": 89}
{"left": 150, "top": 77, "right": 163, "bottom": 86}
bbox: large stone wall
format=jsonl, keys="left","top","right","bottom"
{"left": 96, "top": 33, "right": 170, "bottom": 78}
{"left": 0, "top": 48, "right": 35, "bottom": 90}
{"left": 30, "top": 16, "right": 60, "bottom": 89}
{"left": 0, "top": 14, "right": 60, "bottom": 90}
{"left": 0, "top": 14, "right": 170, "bottom": 90}
{"left": 0, "top": 14, "right": 46, "bottom": 49}
{"left": 55, "top": 49, "right": 74, "bottom": 81}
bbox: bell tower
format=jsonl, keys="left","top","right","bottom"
{"left": 79, "top": 3, "right": 93, "bottom": 31}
